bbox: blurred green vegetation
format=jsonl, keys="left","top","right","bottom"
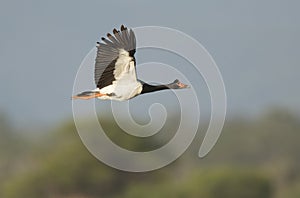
{"left": 0, "top": 109, "right": 300, "bottom": 198}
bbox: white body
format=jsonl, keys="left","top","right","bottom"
{"left": 95, "top": 49, "right": 142, "bottom": 101}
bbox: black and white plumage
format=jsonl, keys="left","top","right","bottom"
{"left": 73, "top": 25, "right": 188, "bottom": 101}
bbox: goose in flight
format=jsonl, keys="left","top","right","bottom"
{"left": 73, "top": 25, "right": 189, "bottom": 101}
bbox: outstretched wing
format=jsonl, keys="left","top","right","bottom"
{"left": 95, "top": 25, "right": 137, "bottom": 89}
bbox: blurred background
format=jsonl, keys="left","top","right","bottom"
{"left": 1, "top": 0, "right": 300, "bottom": 197}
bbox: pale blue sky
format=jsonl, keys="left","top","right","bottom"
{"left": 0, "top": 0, "right": 299, "bottom": 126}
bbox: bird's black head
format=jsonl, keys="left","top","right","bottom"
{"left": 167, "top": 79, "right": 189, "bottom": 89}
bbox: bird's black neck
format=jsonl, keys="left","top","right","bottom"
{"left": 141, "top": 83, "right": 169, "bottom": 94}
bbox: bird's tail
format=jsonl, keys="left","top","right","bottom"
{"left": 72, "top": 91, "right": 100, "bottom": 100}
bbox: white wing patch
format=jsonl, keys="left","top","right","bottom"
{"left": 113, "top": 49, "right": 132, "bottom": 79}
{"left": 98, "top": 49, "right": 142, "bottom": 101}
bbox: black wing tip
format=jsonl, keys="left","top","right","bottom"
{"left": 96, "top": 24, "right": 135, "bottom": 50}
{"left": 113, "top": 28, "right": 119, "bottom": 34}
{"left": 110, "top": 25, "right": 128, "bottom": 35}
{"left": 121, "top": 24, "right": 127, "bottom": 31}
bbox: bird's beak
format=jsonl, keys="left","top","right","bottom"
{"left": 177, "top": 81, "right": 189, "bottom": 89}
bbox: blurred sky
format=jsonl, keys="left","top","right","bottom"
{"left": 0, "top": 0, "right": 299, "bottom": 127}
